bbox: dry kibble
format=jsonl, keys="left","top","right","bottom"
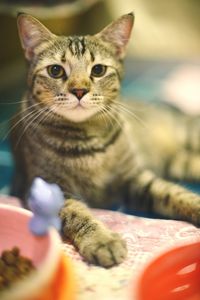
{"left": 18, "top": 263, "right": 30, "bottom": 275}
{"left": 3, "top": 252, "right": 16, "bottom": 266}
{"left": 4, "top": 268, "right": 17, "bottom": 282}
{"left": 11, "top": 247, "right": 20, "bottom": 257}
{"left": 0, "top": 259, "right": 6, "bottom": 274}
{"left": 0, "top": 247, "right": 35, "bottom": 292}
{"left": 0, "top": 276, "right": 5, "bottom": 287}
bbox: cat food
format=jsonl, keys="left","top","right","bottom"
{"left": 0, "top": 247, "right": 35, "bottom": 291}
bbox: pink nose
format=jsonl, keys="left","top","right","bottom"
{"left": 70, "top": 88, "right": 89, "bottom": 100}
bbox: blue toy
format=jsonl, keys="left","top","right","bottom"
{"left": 28, "top": 177, "right": 65, "bottom": 236}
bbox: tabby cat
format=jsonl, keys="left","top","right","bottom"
{"left": 11, "top": 12, "right": 200, "bottom": 267}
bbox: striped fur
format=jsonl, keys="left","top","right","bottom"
{"left": 11, "top": 13, "right": 200, "bottom": 267}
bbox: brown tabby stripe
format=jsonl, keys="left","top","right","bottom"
{"left": 90, "top": 51, "right": 95, "bottom": 62}
{"left": 30, "top": 72, "right": 49, "bottom": 91}
{"left": 68, "top": 37, "right": 86, "bottom": 57}
{"left": 61, "top": 52, "right": 66, "bottom": 63}
{"left": 185, "top": 120, "right": 193, "bottom": 151}
{"left": 124, "top": 174, "right": 156, "bottom": 212}
{"left": 29, "top": 126, "right": 122, "bottom": 157}
{"left": 137, "top": 176, "right": 156, "bottom": 211}
{"left": 163, "top": 153, "right": 190, "bottom": 180}
{"left": 42, "top": 121, "right": 87, "bottom": 133}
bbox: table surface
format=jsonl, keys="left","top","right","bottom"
{"left": 1, "top": 196, "right": 200, "bottom": 300}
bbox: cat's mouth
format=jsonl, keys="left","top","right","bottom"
{"left": 73, "top": 103, "right": 87, "bottom": 110}
{"left": 53, "top": 101, "right": 100, "bottom": 122}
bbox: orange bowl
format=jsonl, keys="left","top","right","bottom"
{"left": 136, "top": 241, "right": 200, "bottom": 300}
{"left": 0, "top": 204, "right": 75, "bottom": 300}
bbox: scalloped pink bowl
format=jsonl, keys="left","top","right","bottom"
{"left": 0, "top": 204, "right": 75, "bottom": 300}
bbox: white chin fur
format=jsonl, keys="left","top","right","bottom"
{"left": 54, "top": 106, "right": 100, "bottom": 123}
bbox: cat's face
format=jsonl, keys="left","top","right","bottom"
{"left": 17, "top": 13, "right": 134, "bottom": 123}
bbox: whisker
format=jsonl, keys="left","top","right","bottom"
{"left": 0, "top": 99, "right": 27, "bottom": 105}
{"left": 13, "top": 99, "right": 59, "bottom": 147}
{"left": 107, "top": 105, "right": 122, "bottom": 128}
{"left": 28, "top": 107, "right": 52, "bottom": 134}
{"left": 97, "top": 105, "right": 111, "bottom": 128}
{"left": 0, "top": 101, "right": 49, "bottom": 128}
{"left": 2, "top": 107, "right": 42, "bottom": 141}
{"left": 100, "top": 105, "right": 115, "bottom": 128}
{"left": 111, "top": 102, "right": 148, "bottom": 129}
{"left": 1, "top": 98, "right": 55, "bottom": 139}
{"left": 25, "top": 107, "right": 54, "bottom": 140}
{"left": 101, "top": 104, "right": 123, "bottom": 129}
{"left": 15, "top": 107, "right": 49, "bottom": 147}
{"left": 115, "top": 99, "right": 148, "bottom": 112}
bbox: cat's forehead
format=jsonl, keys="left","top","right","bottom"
{"left": 63, "top": 35, "right": 112, "bottom": 57}
{"left": 39, "top": 34, "right": 114, "bottom": 66}
{"left": 67, "top": 36, "right": 89, "bottom": 58}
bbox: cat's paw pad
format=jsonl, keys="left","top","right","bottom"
{"left": 80, "top": 231, "right": 127, "bottom": 268}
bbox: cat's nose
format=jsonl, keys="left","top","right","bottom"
{"left": 70, "top": 88, "right": 89, "bottom": 100}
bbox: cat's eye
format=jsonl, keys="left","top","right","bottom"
{"left": 47, "top": 65, "right": 66, "bottom": 79}
{"left": 91, "top": 64, "right": 107, "bottom": 77}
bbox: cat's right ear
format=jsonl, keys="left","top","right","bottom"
{"left": 17, "top": 13, "right": 54, "bottom": 61}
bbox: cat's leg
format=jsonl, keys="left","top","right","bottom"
{"left": 164, "top": 149, "right": 200, "bottom": 181}
{"left": 163, "top": 116, "right": 200, "bottom": 181}
{"left": 156, "top": 115, "right": 200, "bottom": 181}
{"left": 185, "top": 116, "right": 200, "bottom": 153}
{"left": 59, "top": 199, "right": 127, "bottom": 267}
{"left": 126, "top": 169, "right": 200, "bottom": 225}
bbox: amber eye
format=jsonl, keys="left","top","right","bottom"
{"left": 91, "top": 64, "right": 107, "bottom": 77}
{"left": 47, "top": 65, "right": 66, "bottom": 79}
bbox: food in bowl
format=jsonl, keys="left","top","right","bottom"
{"left": 0, "top": 247, "right": 35, "bottom": 292}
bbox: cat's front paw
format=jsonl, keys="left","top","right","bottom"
{"left": 79, "top": 230, "right": 127, "bottom": 268}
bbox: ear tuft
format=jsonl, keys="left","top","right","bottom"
{"left": 97, "top": 13, "right": 134, "bottom": 59}
{"left": 17, "top": 13, "right": 53, "bottom": 61}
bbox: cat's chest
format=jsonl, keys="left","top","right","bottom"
{"left": 26, "top": 124, "right": 123, "bottom": 176}
{"left": 24, "top": 123, "right": 134, "bottom": 197}
{"left": 26, "top": 136, "right": 116, "bottom": 183}
{"left": 57, "top": 151, "right": 115, "bottom": 185}
{"left": 42, "top": 152, "right": 118, "bottom": 206}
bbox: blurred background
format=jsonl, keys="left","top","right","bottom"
{"left": 0, "top": 0, "right": 200, "bottom": 194}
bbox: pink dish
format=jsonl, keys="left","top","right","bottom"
{"left": 0, "top": 204, "right": 51, "bottom": 265}
{"left": 0, "top": 204, "right": 75, "bottom": 300}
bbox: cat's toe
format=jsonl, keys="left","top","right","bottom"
{"left": 80, "top": 231, "right": 127, "bottom": 268}
{"left": 93, "top": 235, "right": 127, "bottom": 267}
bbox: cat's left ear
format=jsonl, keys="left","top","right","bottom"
{"left": 17, "top": 13, "right": 54, "bottom": 61}
{"left": 97, "top": 13, "right": 134, "bottom": 59}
